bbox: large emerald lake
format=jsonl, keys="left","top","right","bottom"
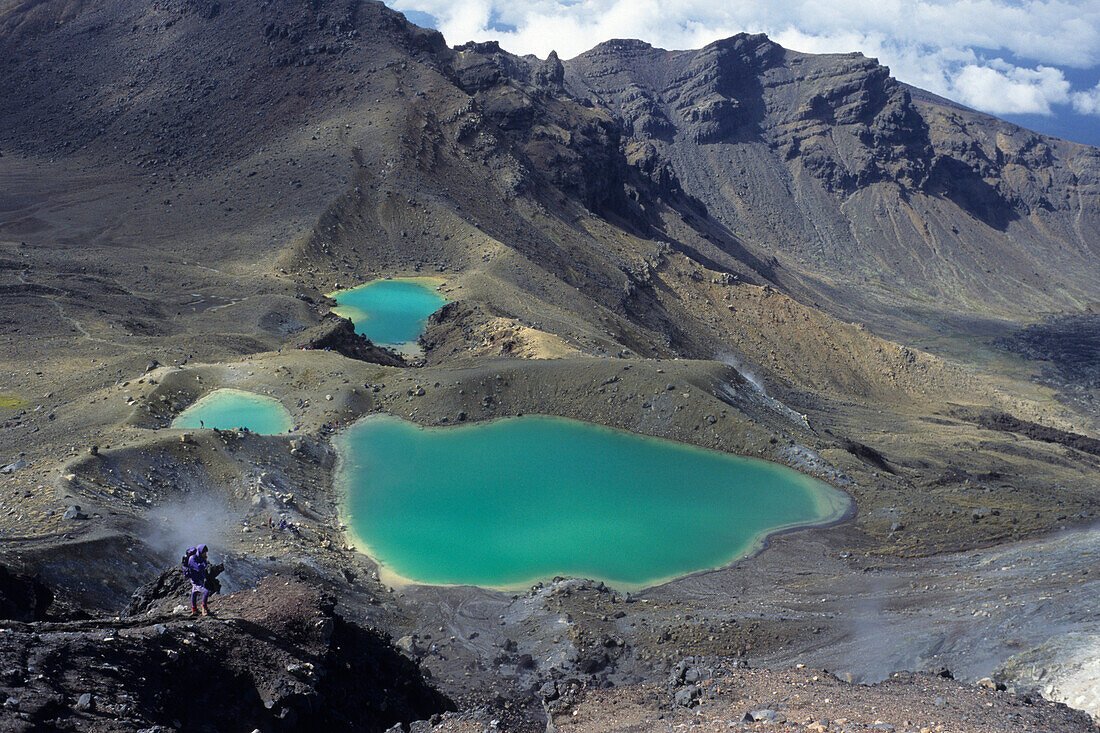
{"left": 329, "top": 278, "right": 448, "bottom": 352}
{"left": 171, "top": 389, "right": 293, "bottom": 434}
{"left": 337, "top": 415, "right": 849, "bottom": 590}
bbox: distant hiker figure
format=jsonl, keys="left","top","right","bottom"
{"left": 182, "top": 544, "right": 212, "bottom": 616}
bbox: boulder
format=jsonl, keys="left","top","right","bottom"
{"left": 673, "top": 685, "right": 701, "bottom": 708}
{"left": 743, "top": 709, "right": 785, "bottom": 723}
{"left": 62, "top": 506, "right": 87, "bottom": 521}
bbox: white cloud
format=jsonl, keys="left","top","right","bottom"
{"left": 951, "top": 62, "right": 1071, "bottom": 114}
{"left": 1072, "top": 82, "right": 1100, "bottom": 113}
{"left": 388, "top": 0, "right": 1100, "bottom": 118}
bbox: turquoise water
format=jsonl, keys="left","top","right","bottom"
{"left": 338, "top": 415, "right": 849, "bottom": 590}
{"left": 171, "top": 389, "right": 293, "bottom": 434}
{"left": 329, "top": 278, "right": 448, "bottom": 349}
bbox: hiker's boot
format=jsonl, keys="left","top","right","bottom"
{"left": 190, "top": 607, "right": 199, "bottom": 616}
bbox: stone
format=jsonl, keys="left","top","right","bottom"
{"left": 0, "top": 460, "right": 28, "bottom": 474}
{"left": 668, "top": 657, "right": 695, "bottom": 686}
{"left": 539, "top": 680, "right": 558, "bottom": 700}
{"left": 75, "top": 693, "right": 93, "bottom": 711}
{"left": 673, "top": 684, "right": 701, "bottom": 708}
{"left": 395, "top": 635, "right": 419, "bottom": 655}
{"left": 742, "top": 709, "right": 785, "bottom": 723}
{"left": 62, "top": 505, "right": 87, "bottom": 521}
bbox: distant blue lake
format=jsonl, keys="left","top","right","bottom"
{"left": 337, "top": 415, "right": 849, "bottom": 590}
{"left": 171, "top": 389, "right": 292, "bottom": 434}
{"left": 329, "top": 278, "right": 448, "bottom": 352}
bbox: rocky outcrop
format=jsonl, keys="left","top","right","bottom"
{"left": 289, "top": 314, "right": 406, "bottom": 367}
{"left": 449, "top": 39, "right": 636, "bottom": 216}
{"left": 0, "top": 574, "right": 452, "bottom": 732}
{"left": 534, "top": 50, "right": 565, "bottom": 92}
{"left": 570, "top": 33, "right": 935, "bottom": 195}
{"left": 123, "top": 563, "right": 223, "bottom": 617}
{"left": 961, "top": 409, "right": 1100, "bottom": 457}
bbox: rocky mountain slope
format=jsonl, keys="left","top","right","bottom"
{"left": 455, "top": 32, "right": 1100, "bottom": 328}
{"left": 1, "top": 0, "right": 1099, "bottom": 729}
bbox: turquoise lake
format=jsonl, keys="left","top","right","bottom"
{"left": 337, "top": 415, "right": 849, "bottom": 590}
{"left": 171, "top": 389, "right": 293, "bottom": 434}
{"left": 329, "top": 278, "right": 448, "bottom": 351}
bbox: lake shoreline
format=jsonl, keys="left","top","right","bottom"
{"left": 335, "top": 412, "right": 851, "bottom": 591}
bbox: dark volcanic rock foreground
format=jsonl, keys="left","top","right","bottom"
{"left": 0, "top": 571, "right": 453, "bottom": 732}
{"left": 1, "top": 0, "right": 1099, "bottom": 729}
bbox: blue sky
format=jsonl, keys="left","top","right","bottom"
{"left": 391, "top": 0, "right": 1100, "bottom": 147}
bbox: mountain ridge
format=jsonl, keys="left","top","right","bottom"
{"left": 3, "top": 0, "right": 1097, "bottom": 333}
{"left": 481, "top": 29, "right": 1100, "bottom": 317}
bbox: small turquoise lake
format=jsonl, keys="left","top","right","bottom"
{"left": 171, "top": 389, "right": 293, "bottom": 434}
{"left": 337, "top": 415, "right": 849, "bottom": 590}
{"left": 329, "top": 278, "right": 448, "bottom": 353}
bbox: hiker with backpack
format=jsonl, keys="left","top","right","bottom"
{"left": 182, "top": 544, "right": 212, "bottom": 616}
